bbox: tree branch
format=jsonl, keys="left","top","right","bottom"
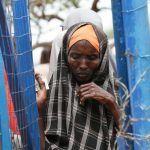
{"left": 31, "top": 8, "right": 64, "bottom": 21}
{"left": 91, "top": 0, "right": 100, "bottom": 12}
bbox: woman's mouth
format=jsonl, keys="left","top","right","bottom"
{"left": 74, "top": 72, "right": 92, "bottom": 84}
{"left": 77, "top": 73, "right": 90, "bottom": 79}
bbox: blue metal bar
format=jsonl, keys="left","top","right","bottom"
{"left": 122, "top": 0, "right": 150, "bottom": 149}
{"left": 111, "top": 0, "right": 128, "bottom": 86}
{"left": 0, "top": 0, "right": 29, "bottom": 149}
{"left": 0, "top": 0, "right": 40, "bottom": 149}
{"left": 12, "top": 0, "right": 40, "bottom": 149}
{"left": 0, "top": 48, "right": 11, "bottom": 150}
{"left": 111, "top": 0, "right": 133, "bottom": 149}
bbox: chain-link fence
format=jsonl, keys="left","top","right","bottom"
{"left": 0, "top": 0, "right": 150, "bottom": 150}
{"left": 0, "top": 0, "right": 40, "bottom": 149}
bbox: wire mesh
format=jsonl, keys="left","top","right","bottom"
{"left": 0, "top": 0, "right": 40, "bottom": 149}
{"left": 0, "top": 0, "right": 150, "bottom": 150}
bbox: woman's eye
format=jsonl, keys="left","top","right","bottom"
{"left": 71, "top": 54, "right": 80, "bottom": 59}
{"left": 88, "top": 55, "right": 99, "bottom": 60}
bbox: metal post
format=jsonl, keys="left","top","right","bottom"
{"left": 122, "top": 0, "right": 150, "bottom": 149}
{"left": 0, "top": 0, "right": 30, "bottom": 148}
{"left": 12, "top": 0, "right": 41, "bottom": 149}
{"left": 111, "top": 0, "right": 128, "bottom": 86}
{"left": 111, "top": 0, "right": 133, "bottom": 149}
{"left": 111, "top": 0, "right": 132, "bottom": 150}
{"left": 0, "top": 48, "right": 11, "bottom": 150}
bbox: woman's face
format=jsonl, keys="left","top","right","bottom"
{"left": 68, "top": 40, "right": 100, "bottom": 84}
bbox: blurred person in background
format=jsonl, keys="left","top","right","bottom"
{"left": 34, "top": 47, "right": 51, "bottom": 89}
{"left": 36, "top": 22, "right": 120, "bottom": 150}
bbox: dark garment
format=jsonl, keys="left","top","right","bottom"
{"left": 45, "top": 23, "right": 118, "bottom": 150}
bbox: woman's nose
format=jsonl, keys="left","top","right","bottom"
{"left": 79, "top": 58, "right": 88, "bottom": 70}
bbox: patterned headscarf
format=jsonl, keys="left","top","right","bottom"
{"left": 45, "top": 23, "right": 117, "bottom": 150}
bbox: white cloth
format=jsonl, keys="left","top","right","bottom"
{"left": 48, "top": 30, "right": 67, "bottom": 81}
{"left": 63, "top": 8, "right": 103, "bottom": 30}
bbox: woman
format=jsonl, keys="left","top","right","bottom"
{"left": 37, "top": 22, "right": 120, "bottom": 150}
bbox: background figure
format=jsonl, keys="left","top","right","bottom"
{"left": 40, "top": 48, "right": 51, "bottom": 64}
{"left": 34, "top": 47, "right": 51, "bottom": 89}
{"left": 48, "top": 8, "right": 116, "bottom": 82}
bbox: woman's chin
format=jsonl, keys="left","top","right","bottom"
{"left": 76, "top": 77, "right": 91, "bottom": 85}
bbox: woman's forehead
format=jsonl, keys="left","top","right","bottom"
{"left": 68, "top": 24, "right": 100, "bottom": 52}
{"left": 69, "top": 40, "right": 99, "bottom": 54}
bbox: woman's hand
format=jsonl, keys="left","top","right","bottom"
{"left": 35, "top": 73, "right": 46, "bottom": 150}
{"left": 35, "top": 73, "right": 47, "bottom": 111}
{"left": 78, "top": 82, "right": 113, "bottom": 105}
{"left": 77, "top": 82, "right": 121, "bottom": 129}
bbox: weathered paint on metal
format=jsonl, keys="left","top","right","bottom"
{"left": 122, "top": 0, "right": 150, "bottom": 149}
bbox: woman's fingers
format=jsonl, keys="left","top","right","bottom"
{"left": 80, "top": 90, "right": 96, "bottom": 105}
{"left": 79, "top": 83, "right": 95, "bottom": 105}
{"left": 35, "top": 73, "right": 47, "bottom": 110}
{"left": 80, "top": 89, "right": 95, "bottom": 98}
{"left": 80, "top": 82, "right": 95, "bottom": 89}
{"left": 79, "top": 82, "right": 106, "bottom": 105}
{"left": 35, "top": 74, "right": 46, "bottom": 89}
{"left": 79, "top": 82, "right": 96, "bottom": 94}
{"left": 79, "top": 86, "right": 89, "bottom": 93}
